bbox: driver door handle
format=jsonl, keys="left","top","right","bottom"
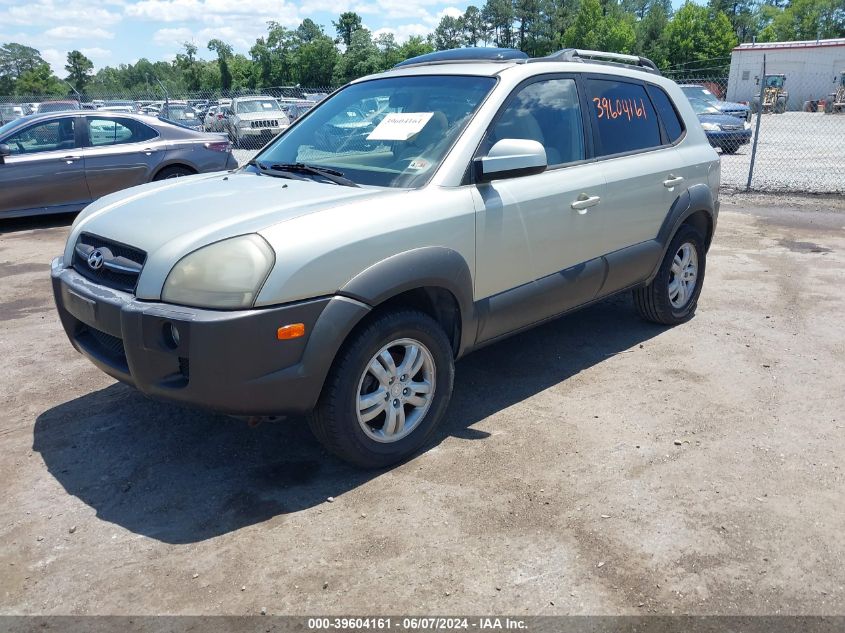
{"left": 571, "top": 194, "right": 601, "bottom": 214}
{"left": 663, "top": 175, "right": 685, "bottom": 188}
{"left": 63, "top": 155, "right": 82, "bottom": 163}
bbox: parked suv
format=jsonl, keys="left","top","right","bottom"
{"left": 225, "top": 96, "right": 290, "bottom": 148}
{"left": 52, "top": 48, "right": 720, "bottom": 468}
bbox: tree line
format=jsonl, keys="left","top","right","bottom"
{"left": 1, "top": 0, "right": 843, "bottom": 97}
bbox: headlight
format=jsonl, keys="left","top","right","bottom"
{"left": 238, "top": 120, "right": 252, "bottom": 128}
{"left": 701, "top": 122, "right": 721, "bottom": 131}
{"left": 162, "top": 234, "right": 275, "bottom": 309}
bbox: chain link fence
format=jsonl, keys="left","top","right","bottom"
{"left": 665, "top": 72, "right": 844, "bottom": 195}
{"left": 2, "top": 78, "right": 843, "bottom": 194}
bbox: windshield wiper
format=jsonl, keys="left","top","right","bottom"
{"left": 268, "top": 163, "right": 359, "bottom": 187}
{"left": 246, "top": 159, "right": 309, "bottom": 181}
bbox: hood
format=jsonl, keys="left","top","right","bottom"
{"left": 698, "top": 113, "right": 748, "bottom": 127}
{"left": 714, "top": 101, "right": 749, "bottom": 113}
{"left": 65, "top": 170, "right": 403, "bottom": 299}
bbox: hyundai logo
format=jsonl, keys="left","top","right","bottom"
{"left": 87, "top": 249, "right": 105, "bottom": 271}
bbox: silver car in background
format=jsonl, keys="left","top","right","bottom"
{"left": 0, "top": 111, "right": 237, "bottom": 219}
{"left": 224, "top": 96, "right": 290, "bottom": 148}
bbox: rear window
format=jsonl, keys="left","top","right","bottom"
{"left": 586, "top": 79, "right": 661, "bottom": 157}
{"left": 646, "top": 85, "right": 685, "bottom": 143}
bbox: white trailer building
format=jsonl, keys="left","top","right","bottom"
{"left": 726, "top": 38, "right": 845, "bottom": 111}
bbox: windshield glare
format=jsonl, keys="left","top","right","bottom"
{"left": 237, "top": 99, "right": 282, "bottom": 114}
{"left": 255, "top": 75, "right": 497, "bottom": 188}
{"left": 684, "top": 87, "right": 718, "bottom": 103}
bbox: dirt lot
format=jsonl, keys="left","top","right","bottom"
{"left": 1, "top": 193, "right": 843, "bottom": 616}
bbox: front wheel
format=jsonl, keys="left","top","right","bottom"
{"left": 311, "top": 310, "right": 455, "bottom": 468}
{"left": 633, "top": 224, "right": 706, "bottom": 325}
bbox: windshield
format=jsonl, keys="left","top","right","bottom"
{"left": 236, "top": 99, "right": 282, "bottom": 114}
{"left": 164, "top": 105, "right": 192, "bottom": 119}
{"left": 682, "top": 87, "right": 718, "bottom": 104}
{"left": 255, "top": 75, "right": 497, "bottom": 188}
{"left": 689, "top": 98, "right": 720, "bottom": 115}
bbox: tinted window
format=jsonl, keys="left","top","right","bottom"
{"left": 5, "top": 118, "right": 76, "bottom": 154}
{"left": 486, "top": 78, "right": 585, "bottom": 166}
{"left": 647, "top": 85, "right": 684, "bottom": 143}
{"left": 587, "top": 79, "right": 661, "bottom": 156}
{"left": 88, "top": 117, "right": 157, "bottom": 146}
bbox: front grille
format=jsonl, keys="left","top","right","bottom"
{"left": 72, "top": 233, "right": 146, "bottom": 293}
{"left": 76, "top": 323, "right": 128, "bottom": 370}
{"left": 722, "top": 124, "right": 744, "bottom": 131}
{"left": 250, "top": 119, "right": 279, "bottom": 129}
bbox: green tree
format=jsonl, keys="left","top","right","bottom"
{"left": 207, "top": 39, "right": 233, "bottom": 91}
{"left": 65, "top": 50, "right": 93, "bottom": 93}
{"left": 0, "top": 43, "right": 48, "bottom": 93}
{"left": 463, "top": 6, "right": 486, "bottom": 45}
{"left": 635, "top": 2, "right": 670, "bottom": 67}
{"left": 434, "top": 15, "right": 465, "bottom": 49}
{"left": 333, "top": 12, "right": 364, "bottom": 47}
{"left": 482, "top": 0, "right": 515, "bottom": 47}
{"left": 663, "top": 2, "right": 737, "bottom": 67}
{"left": 175, "top": 42, "right": 201, "bottom": 91}
{"left": 397, "top": 36, "right": 435, "bottom": 61}
{"left": 563, "top": 0, "right": 635, "bottom": 53}
{"left": 296, "top": 18, "right": 324, "bottom": 43}
{"left": 296, "top": 35, "right": 339, "bottom": 85}
{"left": 333, "top": 29, "right": 380, "bottom": 84}
{"left": 759, "top": 0, "right": 845, "bottom": 41}
{"left": 17, "top": 62, "right": 63, "bottom": 95}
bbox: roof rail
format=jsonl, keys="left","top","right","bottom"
{"left": 531, "top": 49, "right": 661, "bottom": 75}
{"left": 394, "top": 47, "right": 528, "bottom": 68}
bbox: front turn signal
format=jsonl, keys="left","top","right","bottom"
{"left": 277, "top": 323, "right": 306, "bottom": 340}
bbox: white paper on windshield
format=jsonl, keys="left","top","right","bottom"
{"left": 366, "top": 112, "right": 434, "bottom": 141}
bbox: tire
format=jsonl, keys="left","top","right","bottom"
{"left": 721, "top": 143, "right": 739, "bottom": 154}
{"left": 633, "top": 223, "right": 706, "bottom": 326}
{"left": 153, "top": 165, "right": 194, "bottom": 181}
{"left": 774, "top": 98, "right": 787, "bottom": 114}
{"left": 311, "top": 309, "right": 455, "bottom": 469}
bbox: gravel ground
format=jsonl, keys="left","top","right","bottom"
{"left": 234, "top": 111, "right": 845, "bottom": 195}
{"left": 1, "top": 193, "right": 844, "bottom": 616}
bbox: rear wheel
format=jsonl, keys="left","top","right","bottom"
{"left": 153, "top": 165, "right": 194, "bottom": 181}
{"left": 633, "top": 224, "right": 706, "bottom": 326}
{"left": 722, "top": 142, "right": 740, "bottom": 154}
{"left": 774, "top": 98, "right": 787, "bottom": 114}
{"left": 311, "top": 310, "right": 455, "bottom": 469}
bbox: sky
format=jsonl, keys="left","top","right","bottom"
{"left": 0, "top": 0, "right": 690, "bottom": 76}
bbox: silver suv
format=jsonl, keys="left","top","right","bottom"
{"left": 52, "top": 48, "right": 720, "bottom": 468}
{"left": 225, "top": 96, "right": 290, "bottom": 148}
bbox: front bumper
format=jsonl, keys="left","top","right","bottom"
{"left": 706, "top": 129, "right": 752, "bottom": 148}
{"left": 238, "top": 127, "right": 285, "bottom": 137}
{"left": 51, "top": 258, "right": 369, "bottom": 416}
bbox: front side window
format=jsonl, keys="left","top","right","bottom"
{"left": 256, "top": 75, "right": 497, "bottom": 188}
{"left": 4, "top": 118, "right": 76, "bottom": 155}
{"left": 89, "top": 117, "right": 157, "bottom": 146}
{"left": 236, "top": 99, "right": 282, "bottom": 114}
{"left": 586, "top": 79, "right": 661, "bottom": 157}
{"left": 483, "top": 78, "right": 585, "bottom": 167}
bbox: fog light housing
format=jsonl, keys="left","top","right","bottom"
{"left": 163, "top": 322, "right": 181, "bottom": 349}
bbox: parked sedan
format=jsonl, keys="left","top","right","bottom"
{"left": 203, "top": 105, "right": 228, "bottom": 132}
{"left": 680, "top": 85, "right": 751, "bottom": 122}
{"left": 689, "top": 98, "right": 752, "bottom": 154}
{"left": 0, "top": 111, "right": 237, "bottom": 219}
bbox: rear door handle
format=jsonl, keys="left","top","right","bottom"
{"left": 141, "top": 147, "right": 156, "bottom": 155}
{"left": 663, "top": 175, "right": 685, "bottom": 188}
{"left": 63, "top": 155, "right": 82, "bottom": 163}
{"left": 571, "top": 194, "right": 601, "bottom": 213}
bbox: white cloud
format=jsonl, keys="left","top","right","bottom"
{"left": 44, "top": 26, "right": 115, "bottom": 40}
{"left": 40, "top": 48, "right": 66, "bottom": 77}
{"left": 0, "top": 0, "right": 122, "bottom": 27}
{"left": 152, "top": 27, "right": 196, "bottom": 47}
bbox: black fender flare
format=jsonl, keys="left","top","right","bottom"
{"left": 648, "top": 183, "right": 716, "bottom": 284}
{"left": 338, "top": 246, "right": 476, "bottom": 355}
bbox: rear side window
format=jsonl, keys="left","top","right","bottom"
{"left": 88, "top": 117, "right": 157, "bottom": 146}
{"left": 646, "top": 85, "right": 685, "bottom": 143}
{"left": 586, "top": 79, "right": 661, "bottom": 156}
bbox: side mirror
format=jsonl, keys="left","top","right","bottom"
{"left": 0, "top": 143, "right": 10, "bottom": 163}
{"left": 474, "top": 138, "right": 547, "bottom": 183}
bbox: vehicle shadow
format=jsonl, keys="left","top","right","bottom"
{"left": 33, "top": 293, "right": 666, "bottom": 544}
{"left": 0, "top": 213, "right": 75, "bottom": 236}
